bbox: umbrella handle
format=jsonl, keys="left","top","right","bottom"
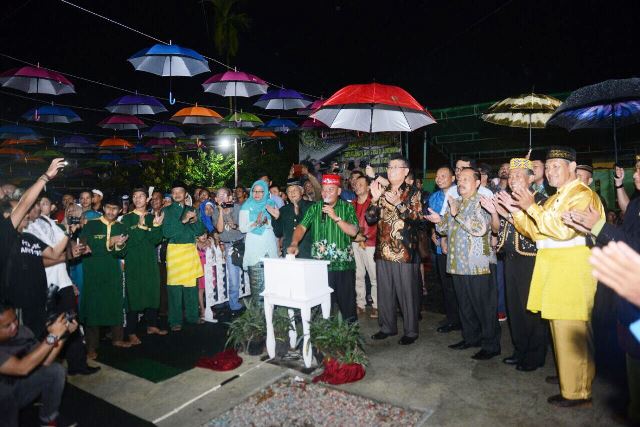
{"left": 169, "top": 91, "right": 176, "bottom": 105}
{"left": 34, "top": 109, "right": 40, "bottom": 122}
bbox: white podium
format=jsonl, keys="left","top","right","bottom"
{"left": 261, "top": 257, "right": 332, "bottom": 368}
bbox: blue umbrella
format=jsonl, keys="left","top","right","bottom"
{"left": 264, "top": 118, "right": 298, "bottom": 133}
{"left": 22, "top": 105, "right": 81, "bottom": 124}
{"left": 547, "top": 78, "right": 640, "bottom": 164}
{"left": 105, "top": 94, "right": 167, "bottom": 115}
{"left": 254, "top": 88, "right": 311, "bottom": 110}
{"left": 100, "top": 154, "right": 123, "bottom": 161}
{"left": 128, "top": 43, "right": 210, "bottom": 105}
{"left": 144, "top": 124, "right": 185, "bottom": 138}
{"left": 0, "top": 125, "right": 41, "bottom": 140}
{"left": 132, "top": 144, "right": 151, "bottom": 154}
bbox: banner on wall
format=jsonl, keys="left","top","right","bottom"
{"left": 298, "top": 129, "right": 401, "bottom": 175}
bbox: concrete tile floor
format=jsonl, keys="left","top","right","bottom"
{"left": 70, "top": 310, "right": 625, "bottom": 426}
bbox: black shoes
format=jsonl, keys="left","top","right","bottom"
{"left": 448, "top": 340, "right": 479, "bottom": 350}
{"left": 516, "top": 364, "right": 539, "bottom": 372}
{"left": 399, "top": 336, "right": 417, "bottom": 345}
{"left": 502, "top": 355, "right": 519, "bottom": 365}
{"left": 371, "top": 331, "right": 396, "bottom": 340}
{"left": 547, "top": 394, "right": 592, "bottom": 408}
{"left": 471, "top": 349, "right": 501, "bottom": 360}
{"left": 437, "top": 323, "right": 461, "bottom": 333}
{"left": 68, "top": 366, "right": 101, "bottom": 376}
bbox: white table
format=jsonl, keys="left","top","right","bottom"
{"left": 260, "top": 257, "right": 333, "bottom": 368}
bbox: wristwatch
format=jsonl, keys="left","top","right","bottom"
{"left": 615, "top": 183, "right": 624, "bottom": 189}
{"left": 45, "top": 333, "right": 59, "bottom": 346}
{"left": 333, "top": 216, "right": 342, "bottom": 224}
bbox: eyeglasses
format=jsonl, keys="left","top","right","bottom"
{"left": 253, "top": 190, "right": 265, "bottom": 193}
{"left": 387, "top": 166, "right": 408, "bottom": 170}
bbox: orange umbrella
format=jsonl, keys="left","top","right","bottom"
{"left": 1, "top": 138, "right": 43, "bottom": 146}
{"left": 248, "top": 129, "right": 276, "bottom": 139}
{"left": 99, "top": 137, "right": 133, "bottom": 149}
{"left": 0, "top": 147, "right": 27, "bottom": 157}
{"left": 170, "top": 105, "right": 223, "bottom": 125}
{"left": 22, "top": 155, "right": 45, "bottom": 164}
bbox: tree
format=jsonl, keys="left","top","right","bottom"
{"left": 206, "top": 0, "right": 250, "bottom": 64}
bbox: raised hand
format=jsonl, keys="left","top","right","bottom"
{"left": 614, "top": 166, "right": 625, "bottom": 186}
{"left": 495, "top": 192, "right": 520, "bottom": 213}
{"left": 425, "top": 207, "right": 442, "bottom": 223}
{"left": 448, "top": 197, "right": 460, "bottom": 217}
{"left": 511, "top": 187, "right": 535, "bottom": 210}
{"left": 590, "top": 241, "right": 640, "bottom": 306}
{"left": 479, "top": 195, "right": 496, "bottom": 214}
{"left": 45, "top": 158, "right": 66, "bottom": 180}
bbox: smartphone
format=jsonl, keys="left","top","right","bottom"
{"left": 293, "top": 164, "right": 303, "bottom": 177}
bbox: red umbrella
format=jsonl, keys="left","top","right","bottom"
{"left": 300, "top": 118, "right": 327, "bottom": 129}
{"left": 0, "top": 66, "right": 75, "bottom": 95}
{"left": 311, "top": 83, "right": 436, "bottom": 133}
{"left": 98, "top": 115, "right": 147, "bottom": 130}
{"left": 145, "top": 138, "right": 175, "bottom": 149}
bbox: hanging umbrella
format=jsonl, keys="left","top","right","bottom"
{"left": 0, "top": 66, "right": 75, "bottom": 95}
{"left": 297, "top": 99, "right": 325, "bottom": 116}
{"left": 214, "top": 128, "right": 248, "bottom": 138}
{"left": 170, "top": 105, "right": 223, "bottom": 125}
{"left": 85, "top": 160, "right": 111, "bottom": 168}
{"left": 221, "top": 111, "right": 263, "bottom": 128}
{"left": 0, "top": 125, "right": 41, "bottom": 140}
{"left": 311, "top": 83, "right": 435, "bottom": 133}
{"left": 22, "top": 155, "right": 44, "bottom": 164}
{"left": 22, "top": 105, "right": 81, "bottom": 123}
{"left": 264, "top": 118, "right": 298, "bottom": 133}
{"left": 300, "top": 118, "right": 328, "bottom": 129}
{"left": 202, "top": 70, "right": 268, "bottom": 97}
{"left": 98, "top": 137, "right": 133, "bottom": 149}
{"left": 0, "top": 147, "right": 27, "bottom": 157}
{"left": 254, "top": 88, "right": 311, "bottom": 110}
{"left": 144, "top": 124, "right": 185, "bottom": 138}
{"left": 137, "top": 153, "right": 158, "bottom": 162}
{"left": 1, "top": 138, "right": 44, "bottom": 146}
{"left": 128, "top": 42, "right": 210, "bottom": 105}
{"left": 105, "top": 94, "right": 167, "bottom": 115}
{"left": 546, "top": 78, "right": 640, "bottom": 164}
{"left": 132, "top": 144, "right": 151, "bottom": 154}
{"left": 98, "top": 115, "right": 146, "bottom": 130}
{"left": 145, "top": 138, "right": 175, "bottom": 149}
{"left": 100, "top": 154, "right": 123, "bottom": 161}
{"left": 248, "top": 129, "right": 276, "bottom": 140}
{"left": 32, "top": 149, "right": 64, "bottom": 158}
{"left": 68, "top": 168, "right": 95, "bottom": 177}
{"left": 58, "top": 135, "right": 96, "bottom": 148}
{"left": 481, "top": 93, "right": 561, "bottom": 149}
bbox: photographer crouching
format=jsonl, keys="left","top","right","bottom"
{"left": 0, "top": 301, "right": 78, "bottom": 427}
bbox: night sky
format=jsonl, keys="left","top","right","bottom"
{"left": 1, "top": 0, "right": 640, "bottom": 144}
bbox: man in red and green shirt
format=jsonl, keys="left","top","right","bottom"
{"left": 288, "top": 174, "right": 359, "bottom": 321}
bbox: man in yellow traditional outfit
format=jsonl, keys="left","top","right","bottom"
{"left": 162, "top": 181, "right": 206, "bottom": 332}
{"left": 496, "top": 146, "right": 604, "bottom": 408}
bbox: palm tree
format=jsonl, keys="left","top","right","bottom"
{"left": 205, "top": 0, "right": 250, "bottom": 64}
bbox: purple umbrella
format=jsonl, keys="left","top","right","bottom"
{"left": 144, "top": 124, "right": 185, "bottom": 138}
{"left": 98, "top": 115, "right": 147, "bottom": 130}
{"left": 59, "top": 135, "right": 97, "bottom": 149}
{"left": 202, "top": 70, "right": 268, "bottom": 97}
{"left": 145, "top": 138, "right": 175, "bottom": 149}
{"left": 254, "top": 89, "right": 312, "bottom": 110}
{"left": 0, "top": 66, "right": 75, "bottom": 95}
{"left": 105, "top": 94, "right": 167, "bottom": 115}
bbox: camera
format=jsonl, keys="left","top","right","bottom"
{"left": 45, "top": 285, "right": 76, "bottom": 325}
{"left": 221, "top": 202, "right": 235, "bottom": 209}
{"left": 67, "top": 216, "right": 81, "bottom": 225}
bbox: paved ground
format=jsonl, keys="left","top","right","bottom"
{"left": 69, "top": 309, "right": 627, "bottom": 426}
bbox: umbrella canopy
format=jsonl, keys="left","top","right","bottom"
{"left": 0, "top": 125, "right": 40, "bottom": 140}
{"left": 144, "top": 124, "right": 185, "bottom": 138}
{"left": 145, "top": 138, "right": 175, "bottom": 148}
{"left": 85, "top": 160, "right": 111, "bottom": 168}
{"left": 264, "top": 118, "right": 298, "bottom": 133}
{"left": 105, "top": 94, "right": 167, "bottom": 115}
{"left": 297, "top": 99, "right": 325, "bottom": 116}
{"left": 0, "top": 147, "right": 27, "bottom": 157}
{"left": 221, "top": 111, "right": 263, "bottom": 128}
{"left": 98, "top": 137, "right": 133, "bottom": 149}
{"left": 214, "top": 128, "right": 248, "bottom": 138}
{"left": 0, "top": 66, "right": 75, "bottom": 95}
{"left": 100, "top": 154, "right": 123, "bottom": 161}
{"left": 1, "top": 138, "right": 43, "bottom": 146}
{"left": 22, "top": 155, "right": 44, "bottom": 164}
{"left": 58, "top": 135, "right": 96, "bottom": 147}
{"left": 311, "top": 83, "right": 436, "bottom": 133}
{"left": 132, "top": 144, "right": 151, "bottom": 154}
{"left": 546, "top": 78, "right": 640, "bottom": 163}
{"left": 202, "top": 70, "right": 268, "bottom": 97}
{"left": 481, "top": 93, "right": 561, "bottom": 148}
{"left": 22, "top": 105, "right": 81, "bottom": 124}
{"left": 128, "top": 43, "right": 210, "bottom": 77}
{"left": 254, "top": 89, "right": 311, "bottom": 110}
{"left": 248, "top": 129, "right": 276, "bottom": 140}
{"left": 98, "top": 115, "right": 146, "bottom": 130}
{"left": 170, "top": 106, "right": 223, "bottom": 125}
{"left": 32, "top": 149, "right": 64, "bottom": 158}
{"left": 300, "top": 118, "right": 327, "bottom": 129}
{"left": 137, "top": 153, "right": 158, "bottom": 162}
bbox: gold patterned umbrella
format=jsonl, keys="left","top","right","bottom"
{"left": 481, "top": 93, "right": 561, "bottom": 149}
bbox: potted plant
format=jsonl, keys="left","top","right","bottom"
{"left": 272, "top": 307, "right": 297, "bottom": 357}
{"left": 307, "top": 313, "right": 368, "bottom": 384}
{"left": 226, "top": 300, "right": 267, "bottom": 355}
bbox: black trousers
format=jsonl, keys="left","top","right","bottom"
{"left": 125, "top": 308, "right": 159, "bottom": 336}
{"left": 452, "top": 274, "right": 501, "bottom": 353}
{"left": 56, "top": 286, "right": 90, "bottom": 372}
{"left": 377, "top": 260, "right": 420, "bottom": 338}
{"left": 436, "top": 254, "right": 460, "bottom": 326}
{"left": 328, "top": 270, "right": 356, "bottom": 323}
{"left": 504, "top": 253, "right": 548, "bottom": 367}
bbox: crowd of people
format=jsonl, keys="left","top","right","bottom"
{"left": 0, "top": 149, "right": 639, "bottom": 426}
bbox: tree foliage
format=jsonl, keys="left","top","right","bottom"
{"left": 206, "top": 0, "right": 250, "bottom": 63}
